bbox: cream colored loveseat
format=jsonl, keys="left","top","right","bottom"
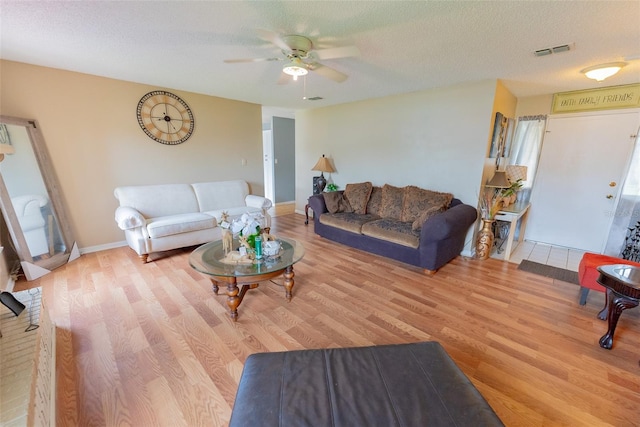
{"left": 114, "top": 180, "right": 272, "bottom": 262}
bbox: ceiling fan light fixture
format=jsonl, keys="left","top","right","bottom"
{"left": 581, "top": 62, "right": 627, "bottom": 81}
{"left": 283, "top": 62, "right": 308, "bottom": 79}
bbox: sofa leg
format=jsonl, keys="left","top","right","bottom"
{"left": 579, "top": 287, "right": 589, "bottom": 305}
{"left": 139, "top": 254, "right": 149, "bottom": 263}
{"left": 425, "top": 269, "right": 436, "bottom": 275}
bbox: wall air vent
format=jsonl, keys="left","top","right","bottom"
{"left": 534, "top": 43, "right": 573, "bottom": 57}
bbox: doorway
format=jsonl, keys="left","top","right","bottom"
{"left": 526, "top": 110, "right": 639, "bottom": 252}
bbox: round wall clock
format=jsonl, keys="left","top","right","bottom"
{"left": 136, "top": 90, "right": 194, "bottom": 145}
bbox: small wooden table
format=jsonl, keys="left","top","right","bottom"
{"left": 596, "top": 264, "right": 640, "bottom": 355}
{"left": 189, "top": 237, "right": 305, "bottom": 321}
{"left": 494, "top": 202, "right": 531, "bottom": 261}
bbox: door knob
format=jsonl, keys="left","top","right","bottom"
{"left": 609, "top": 182, "right": 617, "bottom": 187}
{"left": 606, "top": 194, "right": 614, "bottom": 199}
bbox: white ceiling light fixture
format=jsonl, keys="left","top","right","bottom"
{"left": 580, "top": 62, "right": 627, "bottom": 81}
{"left": 283, "top": 60, "right": 308, "bottom": 81}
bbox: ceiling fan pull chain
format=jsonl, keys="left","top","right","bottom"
{"left": 303, "top": 75, "right": 307, "bottom": 100}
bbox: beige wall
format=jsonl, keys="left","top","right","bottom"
{"left": 296, "top": 79, "right": 501, "bottom": 252}
{"left": 0, "top": 60, "right": 264, "bottom": 251}
{"left": 515, "top": 94, "right": 553, "bottom": 117}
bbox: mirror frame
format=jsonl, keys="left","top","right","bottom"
{"left": 0, "top": 115, "right": 77, "bottom": 278}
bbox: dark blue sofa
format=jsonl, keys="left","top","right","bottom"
{"left": 308, "top": 192, "right": 477, "bottom": 273}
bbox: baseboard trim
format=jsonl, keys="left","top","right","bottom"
{"left": 80, "top": 241, "right": 128, "bottom": 254}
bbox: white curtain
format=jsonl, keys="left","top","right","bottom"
{"left": 508, "top": 115, "right": 547, "bottom": 203}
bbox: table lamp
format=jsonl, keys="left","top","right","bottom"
{"left": 311, "top": 154, "right": 336, "bottom": 194}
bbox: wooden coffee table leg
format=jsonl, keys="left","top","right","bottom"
{"left": 226, "top": 281, "right": 240, "bottom": 322}
{"left": 599, "top": 290, "right": 639, "bottom": 349}
{"left": 283, "top": 266, "right": 294, "bottom": 302}
{"left": 211, "top": 279, "right": 219, "bottom": 295}
{"left": 597, "top": 289, "right": 609, "bottom": 320}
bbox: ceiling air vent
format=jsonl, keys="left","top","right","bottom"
{"left": 534, "top": 48, "right": 552, "bottom": 57}
{"left": 534, "top": 43, "right": 573, "bottom": 57}
{"left": 305, "top": 96, "right": 324, "bottom": 101}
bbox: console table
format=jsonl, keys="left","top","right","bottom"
{"left": 494, "top": 201, "right": 531, "bottom": 261}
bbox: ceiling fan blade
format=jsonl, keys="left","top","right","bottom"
{"left": 310, "top": 63, "right": 348, "bottom": 83}
{"left": 224, "top": 57, "right": 282, "bottom": 63}
{"left": 256, "top": 29, "right": 291, "bottom": 51}
{"left": 314, "top": 45, "right": 360, "bottom": 60}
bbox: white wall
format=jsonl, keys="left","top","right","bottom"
{"left": 296, "top": 79, "right": 500, "bottom": 252}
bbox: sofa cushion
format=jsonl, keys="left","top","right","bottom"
{"left": 361, "top": 219, "right": 420, "bottom": 248}
{"left": 412, "top": 205, "right": 446, "bottom": 231}
{"left": 401, "top": 185, "right": 453, "bottom": 223}
{"left": 379, "top": 184, "right": 405, "bottom": 220}
{"left": 146, "top": 213, "right": 216, "bottom": 239}
{"left": 192, "top": 180, "right": 250, "bottom": 212}
{"left": 323, "top": 191, "right": 353, "bottom": 214}
{"left": 320, "top": 212, "right": 379, "bottom": 234}
{"left": 114, "top": 184, "right": 199, "bottom": 218}
{"left": 344, "top": 182, "right": 373, "bottom": 215}
{"left": 366, "top": 186, "right": 383, "bottom": 216}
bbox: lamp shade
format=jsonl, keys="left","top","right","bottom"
{"left": 506, "top": 165, "right": 528, "bottom": 183}
{"left": 311, "top": 155, "right": 336, "bottom": 174}
{"left": 486, "top": 171, "right": 510, "bottom": 188}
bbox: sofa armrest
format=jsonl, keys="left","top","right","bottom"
{"left": 420, "top": 203, "right": 478, "bottom": 242}
{"left": 308, "top": 193, "right": 330, "bottom": 217}
{"left": 245, "top": 195, "right": 273, "bottom": 210}
{"left": 115, "top": 206, "right": 147, "bottom": 230}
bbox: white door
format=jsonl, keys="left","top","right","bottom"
{"left": 262, "top": 130, "right": 275, "bottom": 202}
{"left": 526, "top": 111, "right": 639, "bottom": 252}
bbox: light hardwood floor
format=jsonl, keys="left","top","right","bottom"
{"left": 14, "top": 213, "right": 640, "bottom": 426}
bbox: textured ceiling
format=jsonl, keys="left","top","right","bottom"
{"left": 1, "top": 1, "right": 639, "bottom": 112}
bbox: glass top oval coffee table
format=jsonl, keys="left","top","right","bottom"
{"left": 189, "top": 237, "right": 305, "bottom": 321}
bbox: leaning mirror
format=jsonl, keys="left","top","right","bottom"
{"left": 0, "top": 115, "right": 78, "bottom": 281}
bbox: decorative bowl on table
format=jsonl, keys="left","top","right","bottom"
{"left": 263, "top": 240, "right": 281, "bottom": 257}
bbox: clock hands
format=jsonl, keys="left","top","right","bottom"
{"left": 150, "top": 109, "right": 180, "bottom": 133}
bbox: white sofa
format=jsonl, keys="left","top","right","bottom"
{"left": 114, "top": 180, "right": 272, "bottom": 263}
{"left": 12, "top": 194, "right": 50, "bottom": 258}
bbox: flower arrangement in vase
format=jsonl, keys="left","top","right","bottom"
{"left": 479, "top": 188, "right": 504, "bottom": 221}
{"left": 500, "top": 179, "right": 524, "bottom": 207}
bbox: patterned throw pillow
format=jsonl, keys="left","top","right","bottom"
{"left": 401, "top": 185, "right": 453, "bottom": 223}
{"left": 379, "top": 184, "right": 405, "bottom": 220}
{"left": 323, "top": 191, "right": 353, "bottom": 214}
{"left": 366, "top": 186, "right": 383, "bottom": 216}
{"left": 344, "top": 182, "right": 373, "bottom": 215}
{"left": 412, "top": 205, "right": 446, "bottom": 231}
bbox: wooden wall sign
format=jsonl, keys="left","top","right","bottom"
{"left": 552, "top": 83, "right": 640, "bottom": 114}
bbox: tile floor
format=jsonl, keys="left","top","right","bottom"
{"left": 492, "top": 240, "right": 586, "bottom": 272}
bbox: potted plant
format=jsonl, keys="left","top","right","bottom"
{"left": 501, "top": 179, "right": 524, "bottom": 206}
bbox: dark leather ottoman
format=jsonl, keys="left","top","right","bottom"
{"left": 229, "top": 341, "right": 503, "bottom": 426}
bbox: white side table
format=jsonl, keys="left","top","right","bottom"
{"left": 494, "top": 202, "right": 531, "bottom": 261}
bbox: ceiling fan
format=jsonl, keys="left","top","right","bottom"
{"left": 224, "top": 30, "right": 359, "bottom": 83}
